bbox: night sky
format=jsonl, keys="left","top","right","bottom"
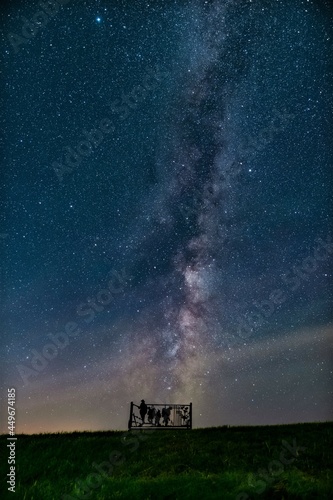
{"left": 1, "top": 0, "right": 332, "bottom": 434}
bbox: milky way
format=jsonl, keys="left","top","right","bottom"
{"left": 1, "top": 0, "right": 332, "bottom": 433}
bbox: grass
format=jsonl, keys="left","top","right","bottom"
{"left": 0, "top": 422, "right": 332, "bottom": 499}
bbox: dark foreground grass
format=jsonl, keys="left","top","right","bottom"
{"left": 1, "top": 422, "right": 332, "bottom": 499}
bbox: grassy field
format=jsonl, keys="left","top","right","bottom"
{"left": 1, "top": 422, "right": 332, "bottom": 499}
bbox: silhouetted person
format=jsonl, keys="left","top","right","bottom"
{"left": 162, "top": 406, "right": 171, "bottom": 426}
{"left": 148, "top": 406, "right": 155, "bottom": 424}
{"left": 181, "top": 407, "right": 189, "bottom": 426}
{"left": 155, "top": 409, "right": 161, "bottom": 426}
{"left": 139, "top": 399, "right": 147, "bottom": 425}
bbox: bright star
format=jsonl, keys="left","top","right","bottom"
{"left": 96, "top": 17, "right": 101, "bottom": 23}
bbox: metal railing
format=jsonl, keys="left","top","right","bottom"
{"left": 128, "top": 402, "right": 192, "bottom": 430}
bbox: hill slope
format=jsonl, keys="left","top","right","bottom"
{"left": 1, "top": 422, "right": 332, "bottom": 499}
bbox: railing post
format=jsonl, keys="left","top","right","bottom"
{"left": 128, "top": 401, "right": 133, "bottom": 430}
{"left": 189, "top": 402, "right": 192, "bottom": 429}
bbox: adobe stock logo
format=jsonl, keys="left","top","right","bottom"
{"left": 52, "top": 64, "right": 168, "bottom": 183}
{"left": 16, "top": 268, "right": 131, "bottom": 385}
{"left": 52, "top": 118, "right": 115, "bottom": 183}
{"left": 62, "top": 429, "right": 155, "bottom": 499}
{"left": 235, "top": 235, "right": 333, "bottom": 340}
{"left": 7, "top": 0, "right": 75, "bottom": 54}
{"left": 236, "top": 438, "right": 306, "bottom": 499}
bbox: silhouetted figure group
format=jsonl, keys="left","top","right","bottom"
{"left": 147, "top": 406, "right": 163, "bottom": 426}
{"left": 147, "top": 406, "right": 161, "bottom": 425}
{"left": 130, "top": 400, "right": 191, "bottom": 429}
{"left": 138, "top": 400, "right": 168, "bottom": 426}
{"left": 136, "top": 400, "right": 190, "bottom": 427}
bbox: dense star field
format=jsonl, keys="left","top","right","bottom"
{"left": 0, "top": 0, "right": 332, "bottom": 433}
